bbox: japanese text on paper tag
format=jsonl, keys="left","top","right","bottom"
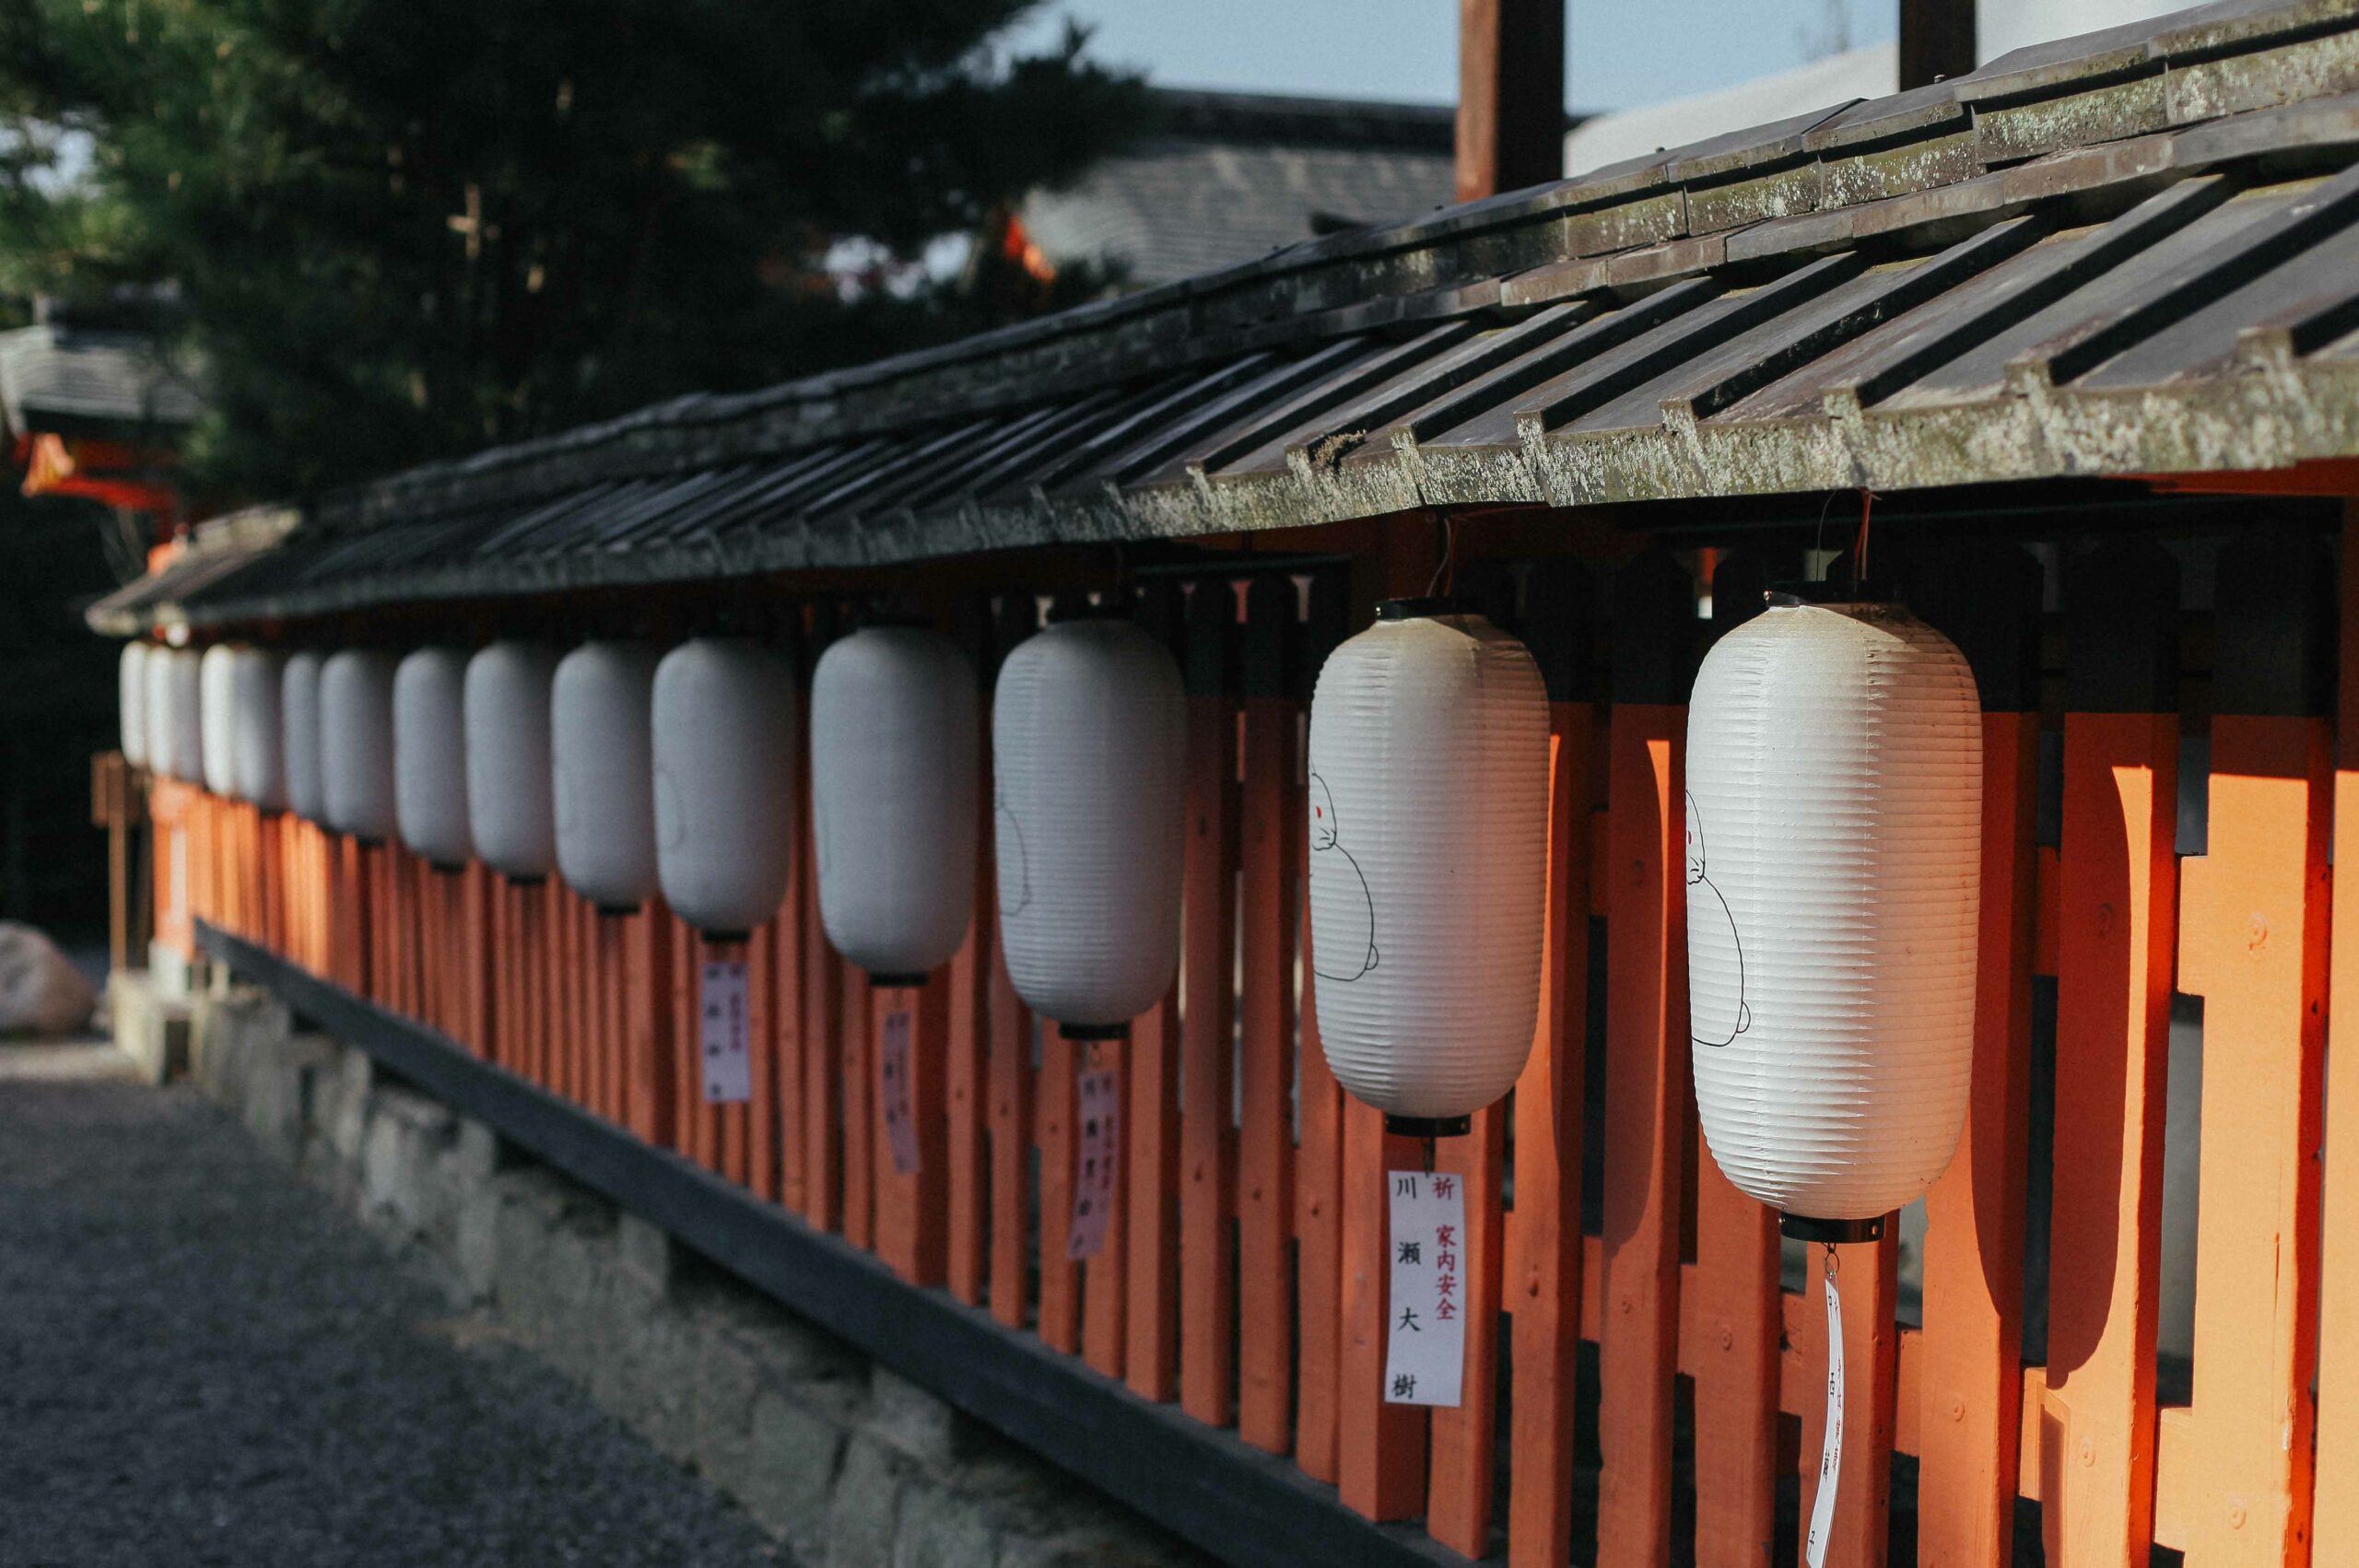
{"left": 1067, "top": 1068, "right": 1121, "bottom": 1261}
{"left": 879, "top": 1005, "right": 921, "bottom": 1175}
{"left": 698, "top": 958, "right": 753, "bottom": 1104}
{"left": 1383, "top": 1170, "right": 1466, "bottom": 1407}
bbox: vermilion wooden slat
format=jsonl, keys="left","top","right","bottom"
{"left": 1294, "top": 570, "right": 1347, "bottom": 1484}
{"left": 1238, "top": 575, "right": 1296, "bottom": 1454}
{"left": 1122, "top": 570, "right": 1184, "bottom": 1399}
{"left": 1338, "top": 1103, "right": 1427, "bottom": 1520}
{"left": 777, "top": 791, "right": 812, "bottom": 1217}
{"left": 1082, "top": 1032, "right": 1130, "bottom": 1380}
{"left": 802, "top": 828, "right": 843, "bottom": 1231}
{"left": 1911, "top": 541, "right": 2041, "bottom": 1568}
{"left": 1427, "top": 1104, "right": 1504, "bottom": 1557}
{"left": 947, "top": 640, "right": 994, "bottom": 1303}
{"left": 1038, "top": 1024, "right": 1080, "bottom": 1353}
{"left": 986, "top": 922, "right": 1032, "bottom": 1329}
{"left": 1127, "top": 977, "right": 1181, "bottom": 1399}
{"left": 884, "top": 977, "right": 951, "bottom": 1285}
{"left": 1179, "top": 580, "right": 1238, "bottom": 1426}
{"left": 841, "top": 968, "right": 874, "bottom": 1246}
{"left": 1507, "top": 673, "right": 1594, "bottom": 1562}
{"left": 746, "top": 914, "right": 780, "bottom": 1196}
{"left": 2174, "top": 532, "right": 2332, "bottom": 1563}
{"left": 630, "top": 907, "right": 675, "bottom": 1148}
{"left": 2316, "top": 504, "right": 2359, "bottom": 1560}
{"left": 1596, "top": 549, "right": 1694, "bottom": 1568}
{"left": 2040, "top": 541, "right": 2178, "bottom": 1563}
{"left": 1687, "top": 554, "right": 1778, "bottom": 1568}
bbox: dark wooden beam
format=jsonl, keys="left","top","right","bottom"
{"left": 1457, "top": 0, "right": 1566, "bottom": 201}
{"left": 1899, "top": 0, "right": 1977, "bottom": 89}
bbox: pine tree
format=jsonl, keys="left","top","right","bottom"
{"left": 0, "top": 0, "right": 1148, "bottom": 498}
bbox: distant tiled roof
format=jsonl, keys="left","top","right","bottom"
{"left": 0, "top": 323, "right": 201, "bottom": 438}
{"left": 1023, "top": 141, "right": 1459, "bottom": 287}
{"left": 92, "top": 0, "right": 2359, "bottom": 634}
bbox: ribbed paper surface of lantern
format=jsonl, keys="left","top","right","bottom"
{"left": 464, "top": 641, "right": 557, "bottom": 881}
{"left": 651, "top": 637, "right": 797, "bottom": 936}
{"left": 165, "top": 648, "right": 204, "bottom": 786}
{"left": 1306, "top": 608, "right": 1550, "bottom": 1120}
{"left": 119, "top": 643, "right": 149, "bottom": 768}
{"left": 146, "top": 648, "right": 178, "bottom": 781}
{"left": 282, "top": 652, "right": 325, "bottom": 824}
{"left": 321, "top": 650, "right": 398, "bottom": 842}
{"left": 1686, "top": 599, "right": 1982, "bottom": 1223}
{"left": 811, "top": 626, "right": 979, "bottom": 978}
{"left": 553, "top": 640, "right": 661, "bottom": 911}
{"left": 992, "top": 616, "right": 1184, "bottom": 1030}
{"left": 200, "top": 645, "right": 240, "bottom": 795}
{"left": 230, "top": 648, "right": 288, "bottom": 809}
{"left": 393, "top": 648, "right": 473, "bottom": 868}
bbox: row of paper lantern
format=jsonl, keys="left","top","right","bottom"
{"left": 119, "top": 590, "right": 1983, "bottom": 1234}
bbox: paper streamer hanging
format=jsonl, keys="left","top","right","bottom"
{"left": 880, "top": 1004, "right": 921, "bottom": 1176}
{"left": 1805, "top": 1252, "right": 1846, "bottom": 1568}
{"left": 1382, "top": 1170, "right": 1467, "bottom": 1408}
{"left": 1067, "top": 1068, "right": 1120, "bottom": 1260}
{"left": 699, "top": 958, "right": 753, "bottom": 1104}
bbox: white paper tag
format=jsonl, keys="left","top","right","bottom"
{"left": 879, "top": 1005, "right": 921, "bottom": 1176}
{"left": 1382, "top": 1171, "right": 1467, "bottom": 1408}
{"left": 698, "top": 959, "right": 752, "bottom": 1104}
{"left": 1067, "top": 1069, "right": 1121, "bottom": 1260}
{"left": 1805, "top": 1263, "right": 1845, "bottom": 1568}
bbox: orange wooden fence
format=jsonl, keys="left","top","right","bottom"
{"left": 154, "top": 514, "right": 2356, "bottom": 1565}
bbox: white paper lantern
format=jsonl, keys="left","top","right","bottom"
{"left": 812, "top": 625, "right": 979, "bottom": 979}
{"left": 394, "top": 647, "right": 473, "bottom": 868}
{"left": 649, "top": 637, "right": 797, "bottom": 937}
{"left": 283, "top": 652, "right": 326, "bottom": 823}
{"left": 119, "top": 642, "right": 150, "bottom": 768}
{"left": 464, "top": 640, "right": 558, "bottom": 881}
{"left": 200, "top": 644, "right": 240, "bottom": 795}
{"left": 321, "top": 649, "right": 398, "bottom": 842}
{"left": 146, "top": 646, "right": 178, "bottom": 780}
{"left": 553, "top": 639, "right": 661, "bottom": 912}
{"left": 164, "top": 648, "right": 204, "bottom": 785}
{"left": 231, "top": 647, "right": 288, "bottom": 809}
{"left": 1306, "top": 601, "right": 1550, "bottom": 1129}
{"left": 992, "top": 614, "right": 1184, "bottom": 1033}
{"left": 1685, "top": 591, "right": 1981, "bottom": 1233}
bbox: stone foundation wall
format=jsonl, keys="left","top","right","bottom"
{"left": 176, "top": 981, "right": 1200, "bottom": 1568}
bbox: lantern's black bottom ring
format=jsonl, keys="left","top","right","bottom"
{"left": 503, "top": 874, "right": 548, "bottom": 888}
{"left": 868, "top": 971, "right": 929, "bottom": 989}
{"left": 596, "top": 903, "right": 645, "bottom": 919}
{"left": 429, "top": 861, "right": 468, "bottom": 876}
{"left": 1060, "top": 1022, "right": 1130, "bottom": 1042}
{"left": 698, "top": 930, "right": 752, "bottom": 945}
{"left": 1384, "top": 1115, "right": 1473, "bottom": 1140}
{"left": 1778, "top": 1211, "right": 1885, "bottom": 1244}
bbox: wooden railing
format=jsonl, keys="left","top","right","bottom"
{"left": 146, "top": 516, "right": 2356, "bottom": 1565}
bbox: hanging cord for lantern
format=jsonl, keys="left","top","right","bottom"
{"left": 1851, "top": 489, "right": 1877, "bottom": 592}
{"left": 1424, "top": 510, "right": 1458, "bottom": 599}
{"left": 1421, "top": 1135, "right": 1438, "bottom": 1175}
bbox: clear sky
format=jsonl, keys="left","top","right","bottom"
{"left": 1002, "top": 0, "right": 1895, "bottom": 114}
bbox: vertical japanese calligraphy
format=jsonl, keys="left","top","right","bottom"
{"left": 1068, "top": 1068, "right": 1121, "bottom": 1260}
{"left": 699, "top": 957, "right": 753, "bottom": 1104}
{"left": 1384, "top": 1170, "right": 1467, "bottom": 1407}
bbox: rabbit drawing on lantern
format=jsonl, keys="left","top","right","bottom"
{"left": 1685, "top": 791, "right": 1750, "bottom": 1047}
{"left": 1309, "top": 773, "right": 1378, "bottom": 982}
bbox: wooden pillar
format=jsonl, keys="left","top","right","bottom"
{"left": 1911, "top": 542, "right": 2044, "bottom": 1568}
{"left": 1900, "top": 0, "right": 1976, "bottom": 89}
{"left": 1456, "top": 0, "right": 1566, "bottom": 201}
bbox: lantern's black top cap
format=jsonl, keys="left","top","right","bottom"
{"left": 1768, "top": 579, "right": 1902, "bottom": 608}
{"left": 1046, "top": 602, "right": 1132, "bottom": 625}
{"left": 1376, "top": 596, "right": 1473, "bottom": 621}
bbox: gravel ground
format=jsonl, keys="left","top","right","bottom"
{"left": 0, "top": 1044, "right": 785, "bottom": 1568}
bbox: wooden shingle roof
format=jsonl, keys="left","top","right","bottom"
{"left": 97, "top": 0, "right": 2359, "bottom": 633}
